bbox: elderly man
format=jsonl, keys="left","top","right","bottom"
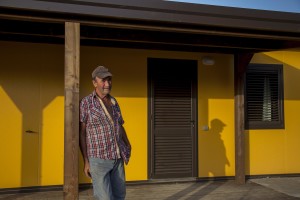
{"left": 79, "top": 66, "right": 131, "bottom": 200}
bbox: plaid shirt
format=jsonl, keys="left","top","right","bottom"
{"left": 80, "top": 91, "right": 130, "bottom": 164}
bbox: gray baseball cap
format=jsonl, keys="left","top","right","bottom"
{"left": 92, "top": 66, "right": 112, "bottom": 79}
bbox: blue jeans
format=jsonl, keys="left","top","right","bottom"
{"left": 89, "top": 158, "right": 126, "bottom": 200}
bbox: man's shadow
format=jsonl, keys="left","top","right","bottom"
{"left": 200, "top": 119, "right": 230, "bottom": 177}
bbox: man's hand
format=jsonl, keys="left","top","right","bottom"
{"left": 84, "top": 160, "right": 92, "bottom": 178}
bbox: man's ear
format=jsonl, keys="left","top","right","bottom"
{"left": 92, "top": 79, "right": 97, "bottom": 87}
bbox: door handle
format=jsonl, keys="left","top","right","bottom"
{"left": 190, "top": 120, "right": 195, "bottom": 128}
{"left": 25, "top": 130, "right": 39, "bottom": 134}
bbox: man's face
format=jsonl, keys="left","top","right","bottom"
{"left": 93, "top": 76, "right": 112, "bottom": 97}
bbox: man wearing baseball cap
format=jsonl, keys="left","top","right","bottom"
{"left": 80, "top": 66, "right": 131, "bottom": 200}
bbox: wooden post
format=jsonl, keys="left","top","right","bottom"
{"left": 234, "top": 53, "right": 253, "bottom": 184}
{"left": 64, "top": 22, "right": 80, "bottom": 200}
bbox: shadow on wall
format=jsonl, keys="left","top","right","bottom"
{"left": 197, "top": 55, "right": 233, "bottom": 178}
{"left": 198, "top": 51, "right": 300, "bottom": 178}
{"left": 0, "top": 41, "right": 64, "bottom": 187}
{"left": 199, "top": 119, "right": 230, "bottom": 177}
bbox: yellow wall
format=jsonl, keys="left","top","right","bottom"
{"left": 198, "top": 55, "right": 235, "bottom": 177}
{"left": 0, "top": 86, "right": 22, "bottom": 187}
{"left": 2, "top": 40, "right": 299, "bottom": 189}
{"left": 0, "top": 41, "right": 236, "bottom": 188}
{"left": 247, "top": 50, "right": 300, "bottom": 175}
{"left": 79, "top": 47, "right": 236, "bottom": 180}
{"left": 0, "top": 41, "right": 64, "bottom": 188}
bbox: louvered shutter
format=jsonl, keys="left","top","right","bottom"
{"left": 245, "top": 64, "right": 284, "bottom": 129}
{"left": 149, "top": 58, "right": 197, "bottom": 179}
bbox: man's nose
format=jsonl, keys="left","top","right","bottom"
{"left": 103, "top": 80, "right": 111, "bottom": 85}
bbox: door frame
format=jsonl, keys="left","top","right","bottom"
{"left": 147, "top": 57, "right": 198, "bottom": 179}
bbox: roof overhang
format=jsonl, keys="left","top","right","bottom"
{"left": 1, "top": 0, "right": 300, "bottom": 53}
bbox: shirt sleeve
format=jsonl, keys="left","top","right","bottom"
{"left": 80, "top": 98, "right": 88, "bottom": 123}
{"left": 114, "top": 98, "right": 124, "bottom": 125}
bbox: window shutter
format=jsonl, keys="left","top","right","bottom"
{"left": 149, "top": 58, "right": 197, "bottom": 179}
{"left": 245, "top": 64, "right": 284, "bottom": 129}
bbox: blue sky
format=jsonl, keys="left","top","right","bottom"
{"left": 166, "top": 0, "right": 300, "bottom": 13}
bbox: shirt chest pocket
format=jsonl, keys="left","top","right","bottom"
{"left": 88, "top": 107, "right": 107, "bottom": 124}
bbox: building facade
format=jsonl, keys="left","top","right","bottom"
{"left": 0, "top": 0, "right": 300, "bottom": 190}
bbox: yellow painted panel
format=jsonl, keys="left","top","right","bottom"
{"left": 40, "top": 97, "right": 64, "bottom": 185}
{"left": 199, "top": 99, "right": 235, "bottom": 177}
{"left": 0, "top": 41, "right": 41, "bottom": 187}
{"left": 0, "top": 87, "right": 22, "bottom": 188}
{"left": 39, "top": 43, "right": 64, "bottom": 186}
{"left": 118, "top": 97, "right": 148, "bottom": 181}
{"left": 284, "top": 100, "right": 300, "bottom": 172}
{"left": 248, "top": 50, "right": 300, "bottom": 175}
{"left": 264, "top": 50, "right": 300, "bottom": 67}
{"left": 0, "top": 41, "right": 65, "bottom": 188}
{"left": 245, "top": 130, "right": 286, "bottom": 175}
{"left": 198, "top": 54, "right": 235, "bottom": 177}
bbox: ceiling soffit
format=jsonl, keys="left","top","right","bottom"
{"left": 0, "top": 1, "right": 300, "bottom": 53}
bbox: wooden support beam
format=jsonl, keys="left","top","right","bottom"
{"left": 64, "top": 22, "right": 80, "bottom": 200}
{"left": 234, "top": 53, "right": 253, "bottom": 184}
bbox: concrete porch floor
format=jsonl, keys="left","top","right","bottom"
{"left": 0, "top": 177, "right": 299, "bottom": 200}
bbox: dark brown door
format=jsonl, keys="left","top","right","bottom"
{"left": 148, "top": 58, "right": 198, "bottom": 179}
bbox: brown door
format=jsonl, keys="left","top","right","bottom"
{"left": 148, "top": 58, "right": 198, "bottom": 179}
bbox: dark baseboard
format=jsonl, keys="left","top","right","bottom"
{"left": 126, "top": 173, "right": 300, "bottom": 185}
{"left": 0, "top": 183, "right": 92, "bottom": 195}
{"left": 246, "top": 173, "right": 300, "bottom": 180}
{"left": 0, "top": 185, "right": 63, "bottom": 195}
{"left": 196, "top": 176, "right": 235, "bottom": 182}
{"left": 1, "top": 173, "right": 299, "bottom": 195}
{"left": 195, "top": 173, "right": 300, "bottom": 182}
{"left": 127, "top": 177, "right": 198, "bottom": 186}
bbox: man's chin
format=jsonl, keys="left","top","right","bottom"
{"left": 103, "top": 89, "right": 111, "bottom": 94}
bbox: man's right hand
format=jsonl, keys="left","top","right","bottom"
{"left": 84, "top": 160, "right": 92, "bottom": 178}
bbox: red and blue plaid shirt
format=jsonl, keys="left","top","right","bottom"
{"left": 80, "top": 91, "right": 130, "bottom": 164}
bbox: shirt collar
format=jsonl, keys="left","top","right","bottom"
{"left": 92, "top": 90, "right": 97, "bottom": 98}
{"left": 92, "top": 90, "right": 111, "bottom": 101}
